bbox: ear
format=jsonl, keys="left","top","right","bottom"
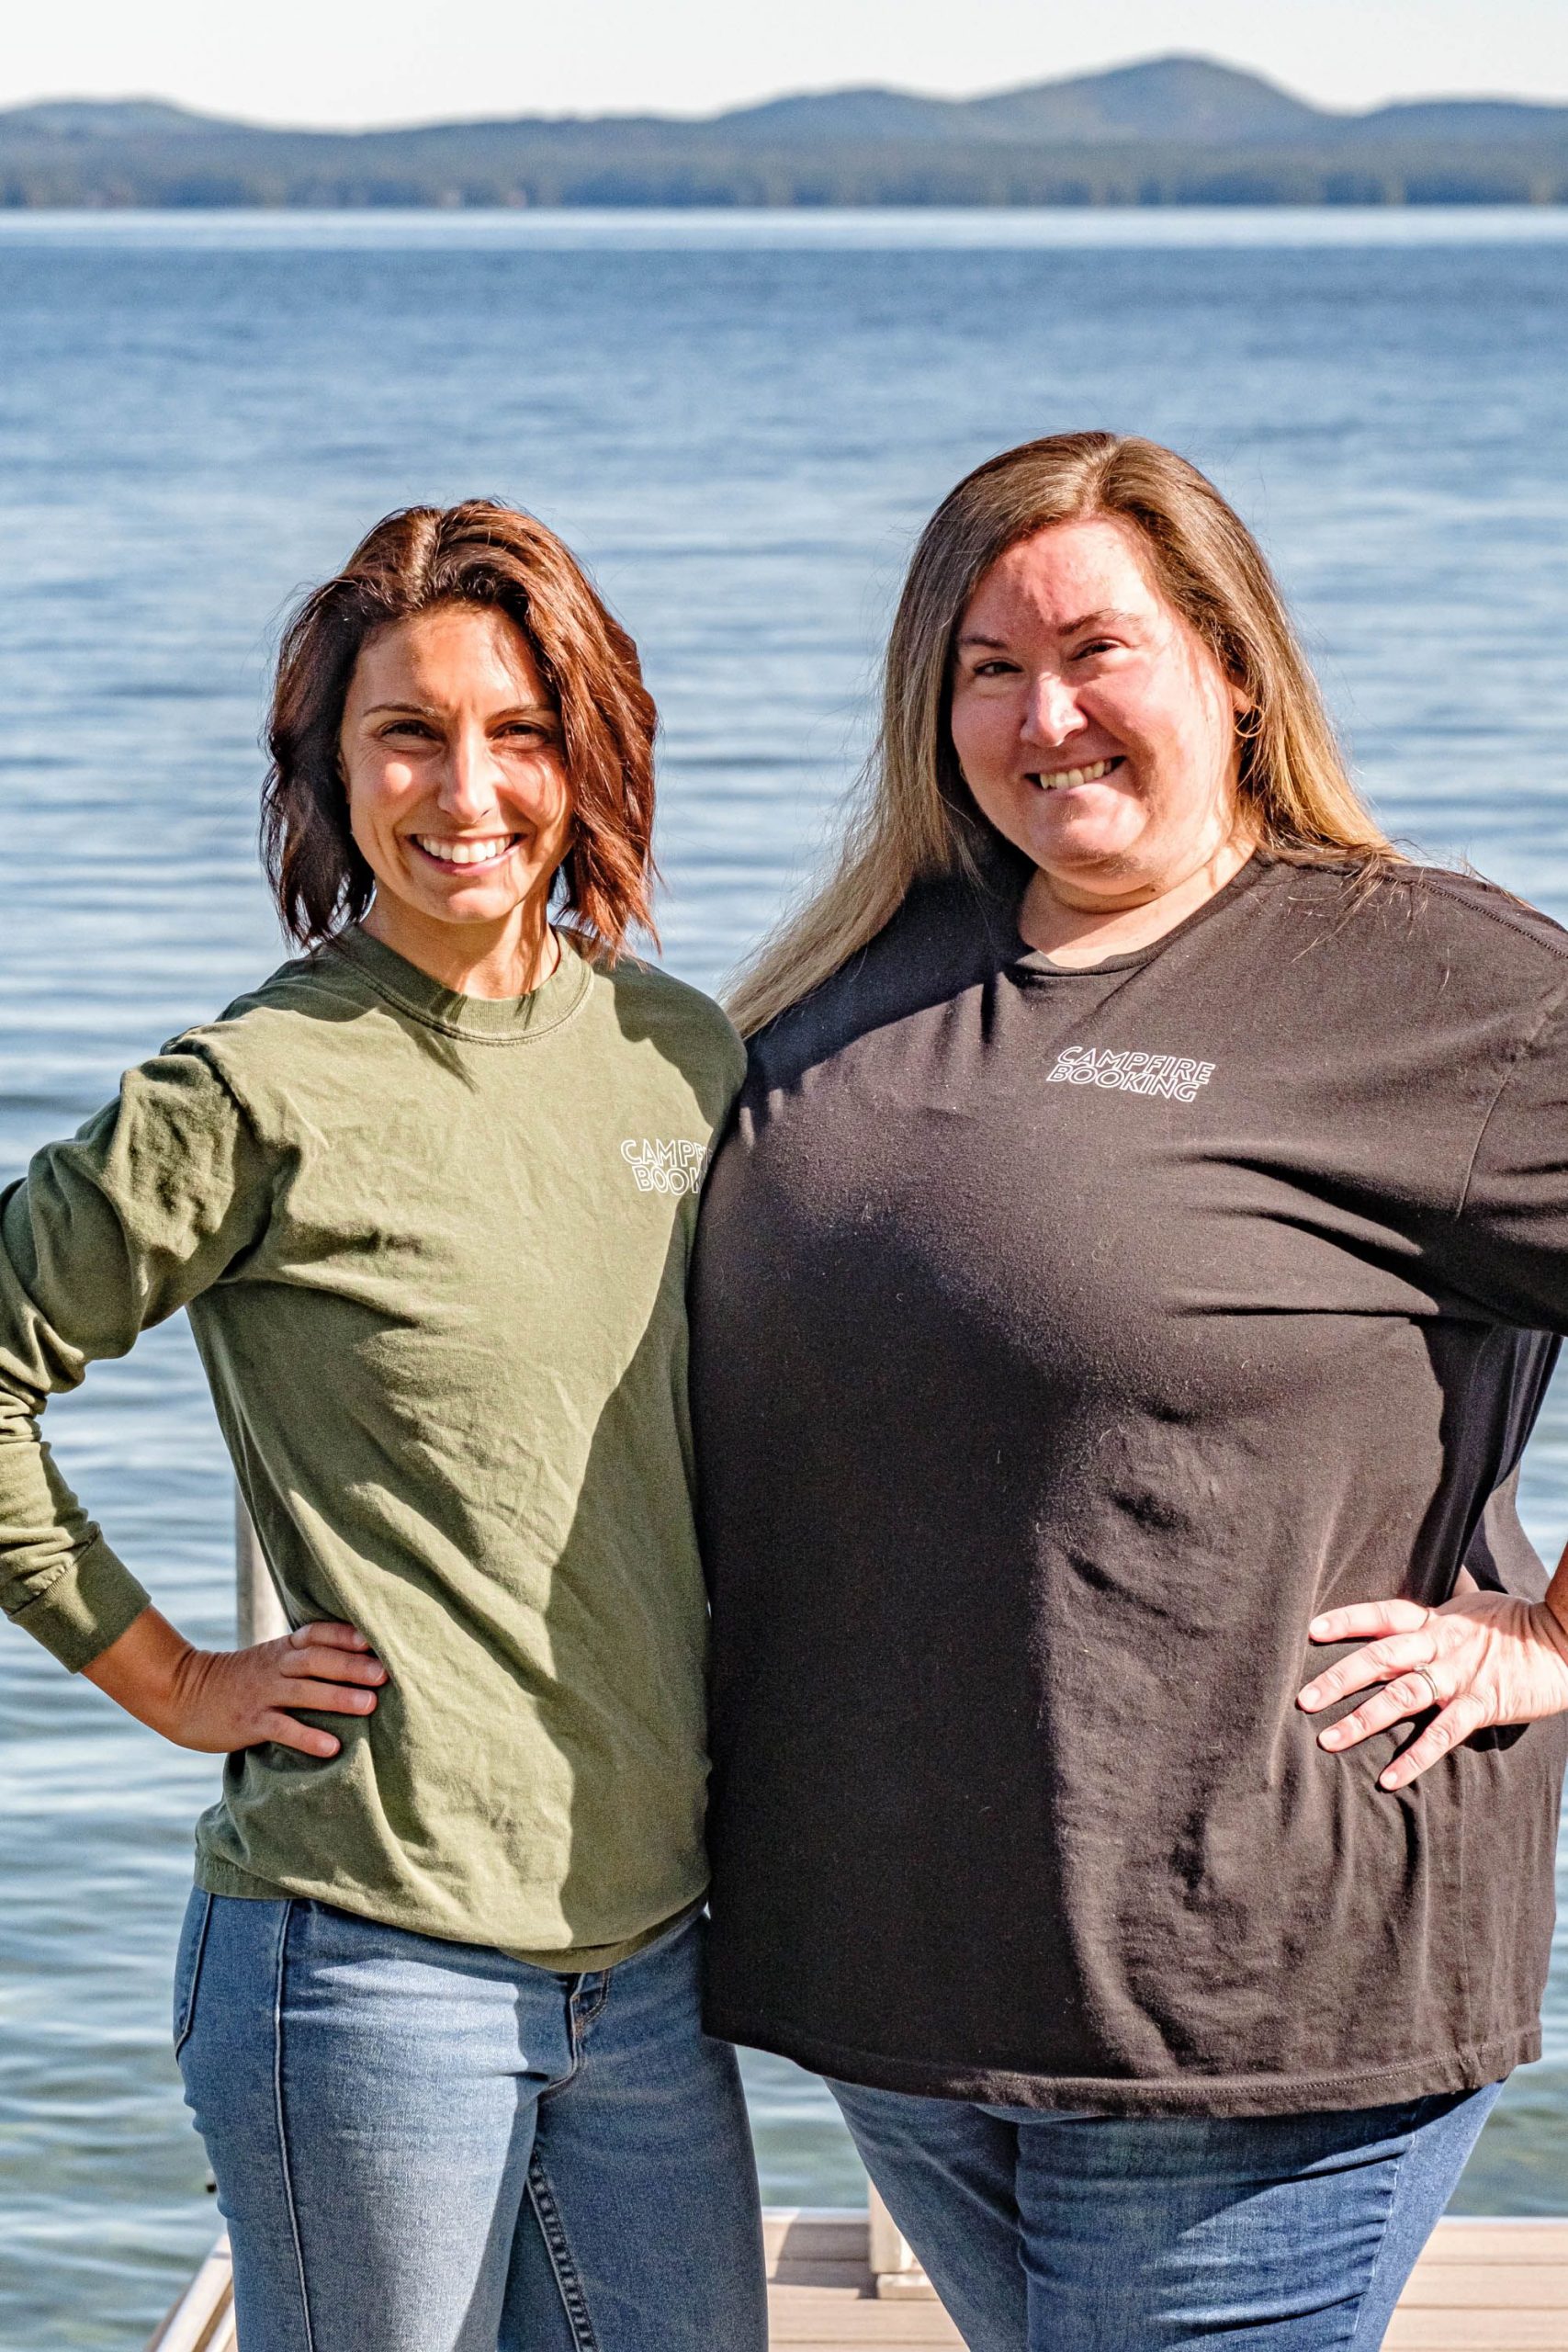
{"left": 1231, "top": 676, "right": 1261, "bottom": 733}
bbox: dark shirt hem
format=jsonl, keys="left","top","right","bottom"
{"left": 705, "top": 2007, "right": 1537, "bottom": 2119}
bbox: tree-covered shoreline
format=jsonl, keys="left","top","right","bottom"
{"left": 4, "top": 57, "right": 1565, "bottom": 209}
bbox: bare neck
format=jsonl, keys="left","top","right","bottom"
{"left": 361, "top": 897, "right": 560, "bottom": 1001}
{"left": 1020, "top": 837, "right": 1256, "bottom": 970}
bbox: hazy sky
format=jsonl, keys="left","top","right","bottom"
{"left": 6, "top": 0, "right": 1567, "bottom": 128}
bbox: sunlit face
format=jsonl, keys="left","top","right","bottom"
{"left": 948, "top": 517, "right": 1249, "bottom": 905}
{"left": 338, "top": 604, "right": 573, "bottom": 948}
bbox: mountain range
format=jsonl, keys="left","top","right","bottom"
{"left": 3, "top": 56, "right": 1565, "bottom": 208}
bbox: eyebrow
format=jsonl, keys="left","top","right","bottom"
{"left": 956, "top": 607, "right": 1142, "bottom": 650}
{"left": 360, "top": 700, "right": 557, "bottom": 719}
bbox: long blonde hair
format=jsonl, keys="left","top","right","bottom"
{"left": 728, "top": 433, "right": 1393, "bottom": 1036}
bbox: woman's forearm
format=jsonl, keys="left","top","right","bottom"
{"left": 82, "top": 1605, "right": 201, "bottom": 1735}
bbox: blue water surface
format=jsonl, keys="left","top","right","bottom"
{"left": 0, "top": 208, "right": 1565, "bottom": 2348}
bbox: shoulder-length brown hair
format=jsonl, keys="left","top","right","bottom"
{"left": 263, "top": 499, "right": 658, "bottom": 959}
{"left": 728, "top": 432, "right": 1394, "bottom": 1035}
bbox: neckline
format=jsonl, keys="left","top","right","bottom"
{"left": 328, "top": 924, "right": 593, "bottom": 1042}
{"left": 1007, "top": 852, "right": 1270, "bottom": 980}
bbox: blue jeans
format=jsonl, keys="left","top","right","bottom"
{"left": 831, "top": 2075, "right": 1503, "bottom": 2351}
{"left": 175, "top": 1891, "right": 767, "bottom": 2352}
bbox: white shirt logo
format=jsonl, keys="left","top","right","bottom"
{"left": 1047, "top": 1046, "right": 1215, "bottom": 1104}
{"left": 621, "top": 1138, "right": 712, "bottom": 1195}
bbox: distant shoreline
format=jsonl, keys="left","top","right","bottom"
{"left": 4, "top": 55, "right": 1566, "bottom": 213}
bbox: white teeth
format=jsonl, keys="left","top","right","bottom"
{"left": 1033, "top": 757, "right": 1114, "bottom": 791}
{"left": 413, "top": 836, "right": 514, "bottom": 867}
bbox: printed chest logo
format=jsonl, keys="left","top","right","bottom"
{"left": 1047, "top": 1046, "right": 1215, "bottom": 1103}
{"left": 621, "top": 1138, "right": 712, "bottom": 1195}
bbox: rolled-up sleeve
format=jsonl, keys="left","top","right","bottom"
{"left": 0, "top": 1044, "right": 272, "bottom": 1668}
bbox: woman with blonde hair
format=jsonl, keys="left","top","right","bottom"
{"left": 693, "top": 433, "right": 1568, "bottom": 2348}
{"left": 0, "top": 501, "right": 766, "bottom": 2352}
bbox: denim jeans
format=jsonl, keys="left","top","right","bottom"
{"left": 831, "top": 2075, "right": 1503, "bottom": 2351}
{"left": 175, "top": 1891, "right": 767, "bottom": 2352}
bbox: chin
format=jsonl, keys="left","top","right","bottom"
{"left": 414, "top": 868, "right": 531, "bottom": 910}
{"left": 1027, "top": 823, "right": 1133, "bottom": 875}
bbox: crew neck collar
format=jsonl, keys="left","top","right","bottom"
{"left": 329, "top": 924, "right": 593, "bottom": 1042}
{"left": 1008, "top": 852, "right": 1270, "bottom": 980}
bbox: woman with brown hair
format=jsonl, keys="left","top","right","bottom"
{"left": 0, "top": 502, "right": 765, "bottom": 2351}
{"left": 693, "top": 433, "right": 1568, "bottom": 2347}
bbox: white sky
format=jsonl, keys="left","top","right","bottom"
{"left": 5, "top": 0, "right": 1567, "bottom": 129}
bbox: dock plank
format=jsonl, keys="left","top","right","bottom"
{"left": 1400, "top": 2267, "right": 1568, "bottom": 2307}
{"left": 1382, "top": 2322, "right": 1568, "bottom": 2349}
{"left": 768, "top": 2287, "right": 962, "bottom": 2345}
{"left": 1416, "top": 2221, "right": 1568, "bottom": 2264}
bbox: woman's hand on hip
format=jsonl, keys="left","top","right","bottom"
{"left": 1296, "top": 1590, "right": 1568, "bottom": 1791}
{"left": 84, "top": 1605, "right": 387, "bottom": 1758}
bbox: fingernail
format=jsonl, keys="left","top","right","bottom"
{"left": 1380, "top": 1769, "right": 1400, "bottom": 1790}
{"left": 1309, "top": 1619, "right": 1330, "bottom": 1638}
{"left": 1300, "top": 1685, "right": 1321, "bottom": 1708}
{"left": 1319, "top": 1726, "right": 1342, "bottom": 1747}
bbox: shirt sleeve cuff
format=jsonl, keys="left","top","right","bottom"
{"left": 9, "top": 1536, "right": 152, "bottom": 1672}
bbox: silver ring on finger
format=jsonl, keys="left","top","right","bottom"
{"left": 1411, "top": 1664, "right": 1441, "bottom": 1712}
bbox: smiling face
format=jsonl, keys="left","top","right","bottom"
{"left": 338, "top": 603, "right": 573, "bottom": 993}
{"left": 949, "top": 516, "right": 1251, "bottom": 917}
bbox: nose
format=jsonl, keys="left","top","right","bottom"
{"left": 435, "top": 722, "right": 503, "bottom": 823}
{"left": 1020, "top": 672, "right": 1082, "bottom": 747}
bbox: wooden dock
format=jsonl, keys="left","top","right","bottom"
{"left": 147, "top": 2210, "right": 1568, "bottom": 2349}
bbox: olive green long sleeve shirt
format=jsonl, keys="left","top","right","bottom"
{"left": 0, "top": 929, "right": 744, "bottom": 1964}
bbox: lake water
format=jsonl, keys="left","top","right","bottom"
{"left": 1, "top": 206, "right": 1567, "bottom": 2347}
